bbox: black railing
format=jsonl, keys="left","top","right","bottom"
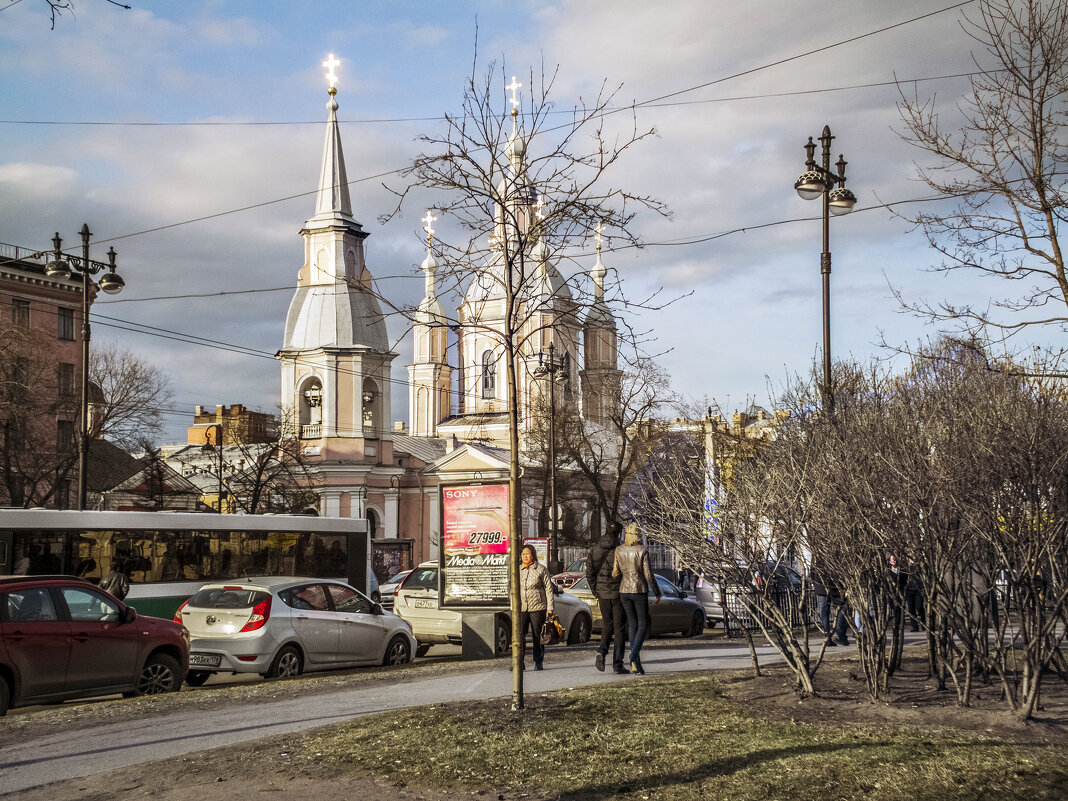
{"left": 722, "top": 585, "right": 818, "bottom": 637}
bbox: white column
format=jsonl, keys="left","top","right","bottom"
{"left": 320, "top": 490, "right": 342, "bottom": 518}
{"left": 384, "top": 488, "right": 399, "bottom": 539}
{"left": 428, "top": 487, "right": 440, "bottom": 561}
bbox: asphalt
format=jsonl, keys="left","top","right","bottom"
{"left": 0, "top": 637, "right": 798, "bottom": 796}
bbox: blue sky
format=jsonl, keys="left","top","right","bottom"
{"left": 1, "top": 0, "right": 1055, "bottom": 443}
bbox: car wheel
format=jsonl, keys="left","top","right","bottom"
{"left": 567, "top": 613, "right": 591, "bottom": 645}
{"left": 415, "top": 643, "right": 432, "bottom": 658}
{"left": 0, "top": 676, "right": 9, "bottom": 717}
{"left": 383, "top": 634, "right": 412, "bottom": 666}
{"left": 494, "top": 616, "right": 511, "bottom": 655}
{"left": 686, "top": 610, "right": 705, "bottom": 637}
{"left": 130, "top": 653, "right": 182, "bottom": 696}
{"left": 266, "top": 645, "right": 303, "bottom": 679}
{"left": 184, "top": 670, "right": 212, "bottom": 687}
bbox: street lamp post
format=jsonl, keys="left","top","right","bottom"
{"left": 794, "top": 126, "right": 857, "bottom": 410}
{"left": 45, "top": 224, "right": 125, "bottom": 510}
{"left": 535, "top": 341, "right": 565, "bottom": 573}
{"left": 202, "top": 423, "right": 225, "bottom": 513}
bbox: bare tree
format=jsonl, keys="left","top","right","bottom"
{"left": 223, "top": 409, "right": 317, "bottom": 515}
{"left": 89, "top": 344, "right": 171, "bottom": 451}
{"left": 895, "top": 0, "right": 1068, "bottom": 344}
{"left": 37, "top": 0, "right": 131, "bottom": 30}
{"left": 381, "top": 58, "right": 669, "bottom": 708}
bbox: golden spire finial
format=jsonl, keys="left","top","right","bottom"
{"left": 594, "top": 221, "right": 604, "bottom": 253}
{"left": 506, "top": 75, "right": 522, "bottom": 122}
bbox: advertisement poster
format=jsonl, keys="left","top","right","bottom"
{"left": 440, "top": 483, "right": 511, "bottom": 606}
{"left": 524, "top": 537, "right": 548, "bottom": 566}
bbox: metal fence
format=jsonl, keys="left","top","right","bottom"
{"left": 722, "top": 585, "right": 818, "bottom": 637}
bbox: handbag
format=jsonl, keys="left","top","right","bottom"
{"left": 540, "top": 612, "right": 564, "bottom": 645}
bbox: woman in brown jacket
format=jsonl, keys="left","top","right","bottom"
{"left": 613, "top": 525, "right": 661, "bottom": 674}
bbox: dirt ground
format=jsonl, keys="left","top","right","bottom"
{"left": 6, "top": 647, "right": 1067, "bottom": 801}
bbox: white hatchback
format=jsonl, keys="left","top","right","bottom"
{"left": 394, "top": 562, "right": 593, "bottom": 656}
{"left": 175, "top": 576, "right": 416, "bottom": 685}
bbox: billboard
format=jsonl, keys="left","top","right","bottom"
{"left": 440, "top": 483, "right": 511, "bottom": 606}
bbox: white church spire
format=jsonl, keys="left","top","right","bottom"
{"left": 313, "top": 53, "right": 353, "bottom": 220}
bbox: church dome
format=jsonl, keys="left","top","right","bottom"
{"left": 282, "top": 283, "right": 389, "bottom": 351}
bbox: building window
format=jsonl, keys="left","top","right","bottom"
{"left": 57, "top": 363, "right": 75, "bottom": 398}
{"left": 57, "top": 419, "right": 75, "bottom": 454}
{"left": 58, "top": 308, "right": 75, "bottom": 341}
{"left": 12, "top": 299, "right": 29, "bottom": 329}
{"left": 481, "top": 350, "right": 496, "bottom": 399}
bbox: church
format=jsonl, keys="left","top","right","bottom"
{"left": 277, "top": 64, "right": 622, "bottom": 581}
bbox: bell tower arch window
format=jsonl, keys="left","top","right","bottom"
{"left": 481, "top": 350, "right": 497, "bottom": 399}
{"left": 299, "top": 378, "right": 324, "bottom": 439}
{"left": 362, "top": 378, "right": 380, "bottom": 436}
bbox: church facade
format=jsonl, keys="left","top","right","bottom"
{"left": 278, "top": 74, "right": 622, "bottom": 581}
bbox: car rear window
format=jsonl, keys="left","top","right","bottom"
{"left": 188, "top": 588, "right": 270, "bottom": 609}
{"left": 402, "top": 567, "right": 438, "bottom": 590}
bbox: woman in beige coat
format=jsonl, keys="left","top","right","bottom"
{"left": 613, "top": 526, "right": 661, "bottom": 674}
{"left": 519, "top": 543, "right": 555, "bottom": 670}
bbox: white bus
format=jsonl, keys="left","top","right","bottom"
{"left": 0, "top": 509, "right": 370, "bottom": 618}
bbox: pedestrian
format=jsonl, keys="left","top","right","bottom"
{"left": 100, "top": 558, "right": 130, "bottom": 601}
{"left": 518, "top": 543, "right": 554, "bottom": 671}
{"left": 811, "top": 555, "right": 849, "bottom": 646}
{"left": 586, "top": 521, "right": 628, "bottom": 674}
{"left": 613, "top": 524, "right": 661, "bottom": 674}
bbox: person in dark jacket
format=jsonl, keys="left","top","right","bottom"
{"left": 811, "top": 556, "right": 848, "bottom": 646}
{"left": 586, "top": 522, "right": 628, "bottom": 674}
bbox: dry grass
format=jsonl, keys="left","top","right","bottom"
{"left": 306, "top": 674, "right": 1068, "bottom": 801}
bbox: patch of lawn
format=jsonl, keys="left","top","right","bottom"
{"left": 304, "top": 675, "right": 1068, "bottom": 800}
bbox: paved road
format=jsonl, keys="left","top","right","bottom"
{"left": 0, "top": 638, "right": 791, "bottom": 796}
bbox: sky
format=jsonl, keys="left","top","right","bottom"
{"left": 0, "top": 0, "right": 1055, "bottom": 443}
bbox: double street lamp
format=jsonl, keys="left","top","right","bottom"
{"left": 794, "top": 125, "right": 856, "bottom": 410}
{"left": 45, "top": 224, "right": 125, "bottom": 510}
{"left": 535, "top": 341, "right": 566, "bottom": 574}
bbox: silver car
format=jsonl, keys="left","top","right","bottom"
{"left": 176, "top": 576, "right": 416, "bottom": 686}
{"left": 394, "top": 562, "right": 593, "bottom": 655}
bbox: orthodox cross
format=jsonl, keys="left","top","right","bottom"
{"left": 422, "top": 210, "right": 437, "bottom": 241}
{"left": 506, "top": 75, "right": 522, "bottom": 111}
{"left": 323, "top": 53, "right": 340, "bottom": 87}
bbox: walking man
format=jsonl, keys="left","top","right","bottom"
{"left": 586, "top": 522, "right": 628, "bottom": 674}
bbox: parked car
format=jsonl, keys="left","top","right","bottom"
{"left": 0, "top": 575, "right": 189, "bottom": 716}
{"left": 566, "top": 574, "right": 706, "bottom": 638}
{"left": 693, "top": 576, "right": 724, "bottom": 628}
{"left": 379, "top": 569, "right": 413, "bottom": 610}
{"left": 394, "top": 562, "right": 593, "bottom": 656}
{"left": 174, "top": 576, "right": 415, "bottom": 686}
{"left": 552, "top": 557, "right": 588, "bottom": 589}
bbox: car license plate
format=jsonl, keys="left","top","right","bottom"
{"left": 413, "top": 599, "right": 435, "bottom": 608}
{"left": 189, "top": 653, "right": 222, "bottom": 667}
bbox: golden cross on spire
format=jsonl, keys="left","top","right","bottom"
{"left": 323, "top": 53, "right": 341, "bottom": 88}
{"left": 595, "top": 221, "right": 604, "bottom": 252}
{"left": 534, "top": 194, "right": 546, "bottom": 222}
{"left": 506, "top": 75, "right": 522, "bottom": 115}
{"left": 422, "top": 210, "right": 437, "bottom": 241}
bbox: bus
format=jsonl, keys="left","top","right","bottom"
{"left": 0, "top": 509, "right": 370, "bottom": 618}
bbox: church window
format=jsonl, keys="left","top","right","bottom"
{"left": 481, "top": 350, "right": 496, "bottom": 399}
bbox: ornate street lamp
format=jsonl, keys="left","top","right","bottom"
{"left": 201, "top": 423, "right": 225, "bottom": 513}
{"left": 45, "top": 224, "right": 125, "bottom": 510}
{"left": 794, "top": 126, "right": 856, "bottom": 410}
{"left": 535, "top": 341, "right": 567, "bottom": 573}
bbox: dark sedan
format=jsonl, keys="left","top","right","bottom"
{"left": 566, "top": 574, "right": 705, "bottom": 637}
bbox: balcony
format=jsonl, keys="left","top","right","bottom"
{"left": 300, "top": 423, "right": 322, "bottom": 439}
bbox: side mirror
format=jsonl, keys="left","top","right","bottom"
{"left": 373, "top": 602, "right": 385, "bottom": 615}
{"left": 121, "top": 606, "right": 138, "bottom": 624}
{"left": 679, "top": 590, "right": 689, "bottom": 599}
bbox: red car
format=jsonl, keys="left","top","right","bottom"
{"left": 552, "top": 557, "right": 588, "bottom": 589}
{"left": 0, "top": 575, "right": 189, "bottom": 715}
